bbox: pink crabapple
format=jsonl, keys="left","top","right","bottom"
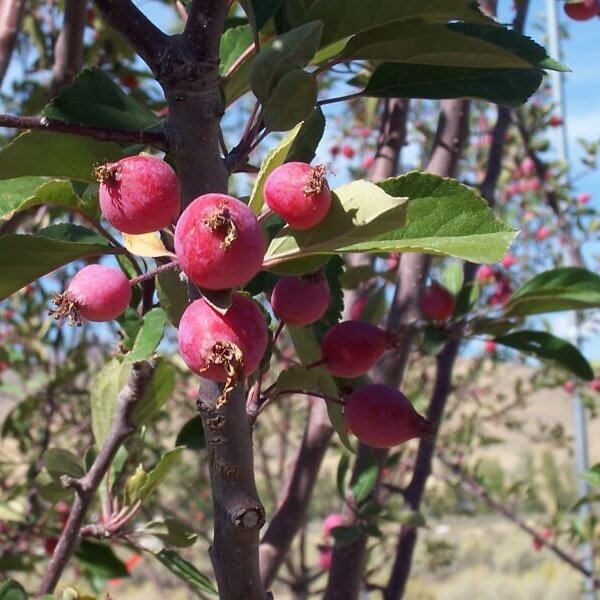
{"left": 419, "top": 283, "right": 455, "bottom": 322}
{"left": 322, "top": 513, "right": 345, "bottom": 537}
{"left": 270, "top": 272, "right": 331, "bottom": 326}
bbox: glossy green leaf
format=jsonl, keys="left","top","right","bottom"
{"left": 331, "top": 525, "right": 362, "bottom": 545}
{"left": 250, "top": 0, "right": 284, "bottom": 30}
{"left": 582, "top": 464, "right": 600, "bottom": 488}
{"left": 264, "top": 180, "right": 408, "bottom": 269}
{"left": 156, "top": 268, "right": 189, "bottom": 327}
{"left": 248, "top": 122, "right": 303, "bottom": 214}
{"left": 443, "top": 262, "right": 464, "bottom": 295}
{"left": 286, "top": 107, "right": 326, "bottom": 163}
{"left": 132, "top": 359, "right": 176, "bottom": 427}
{"left": 495, "top": 330, "right": 594, "bottom": 381}
{"left": 352, "top": 449, "right": 378, "bottom": 504}
{"left": 0, "top": 231, "right": 113, "bottom": 300}
{"left": 0, "top": 130, "right": 123, "bottom": 182}
{"left": 75, "top": 540, "right": 129, "bottom": 578}
{"left": 44, "top": 448, "right": 85, "bottom": 480}
{"left": 505, "top": 267, "right": 600, "bottom": 316}
{"left": 136, "top": 518, "right": 198, "bottom": 549}
{"left": 137, "top": 447, "right": 184, "bottom": 503}
{"left": 220, "top": 25, "right": 253, "bottom": 76}
{"left": 123, "top": 308, "right": 167, "bottom": 363}
{"left": 272, "top": 365, "right": 321, "bottom": 396}
{"left": 175, "top": 416, "right": 206, "bottom": 451}
{"left": 153, "top": 549, "right": 217, "bottom": 595}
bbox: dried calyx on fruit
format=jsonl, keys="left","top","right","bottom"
{"left": 344, "top": 383, "right": 434, "bottom": 448}
{"left": 175, "top": 193, "right": 265, "bottom": 290}
{"left": 49, "top": 265, "right": 132, "bottom": 325}
{"left": 96, "top": 154, "right": 181, "bottom": 235}
{"left": 319, "top": 320, "right": 397, "bottom": 378}
{"left": 271, "top": 271, "right": 331, "bottom": 326}
{"left": 178, "top": 293, "right": 268, "bottom": 404}
{"left": 264, "top": 162, "right": 332, "bottom": 230}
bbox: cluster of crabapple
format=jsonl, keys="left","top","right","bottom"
{"left": 49, "top": 154, "right": 432, "bottom": 448}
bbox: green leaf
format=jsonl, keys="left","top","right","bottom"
{"left": 351, "top": 449, "right": 378, "bottom": 504}
{"left": 153, "top": 549, "right": 217, "bottom": 595}
{"left": 75, "top": 540, "right": 129, "bottom": 578}
{"left": 250, "top": 21, "right": 323, "bottom": 103}
{"left": 331, "top": 525, "right": 362, "bottom": 545}
{"left": 0, "top": 130, "right": 122, "bottom": 182}
{"left": 156, "top": 268, "right": 189, "bottom": 327}
{"left": 35, "top": 470, "right": 73, "bottom": 502}
{"left": 505, "top": 268, "right": 600, "bottom": 317}
{"left": 175, "top": 416, "right": 206, "bottom": 451}
{"left": 495, "top": 330, "right": 594, "bottom": 381}
{"left": 43, "top": 67, "right": 159, "bottom": 131}
{"left": 123, "top": 308, "right": 167, "bottom": 363}
{"left": 0, "top": 579, "right": 28, "bottom": 600}
{"left": 468, "top": 317, "right": 518, "bottom": 337}
{"left": 0, "top": 231, "right": 113, "bottom": 300}
{"left": 44, "top": 448, "right": 85, "bottom": 480}
{"left": 286, "top": 108, "right": 325, "bottom": 164}
{"left": 442, "top": 262, "right": 464, "bottom": 295}
{"left": 272, "top": 365, "right": 321, "bottom": 396}
{"left": 250, "top": 0, "right": 284, "bottom": 30}
{"left": 582, "top": 464, "right": 600, "bottom": 488}
{"left": 90, "top": 359, "right": 133, "bottom": 449}
{"left": 336, "top": 452, "right": 350, "bottom": 498}
{"left": 263, "top": 69, "right": 318, "bottom": 132}
{"left": 136, "top": 518, "right": 197, "bottom": 548}
{"left": 36, "top": 223, "right": 107, "bottom": 245}
{"left": 387, "top": 510, "right": 427, "bottom": 528}
{"left": 132, "top": 359, "right": 176, "bottom": 427}
{"left": 220, "top": 25, "right": 253, "bottom": 76}
{"left": 263, "top": 180, "right": 408, "bottom": 269}
{"left": 362, "top": 172, "right": 516, "bottom": 264}
{"left": 137, "top": 447, "right": 184, "bottom": 503}
{"left": 248, "top": 122, "right": 303, "bottom": 214}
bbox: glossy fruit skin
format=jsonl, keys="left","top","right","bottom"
{"left": 178, "top": 293, "right": 267, "bottom": 381}
{"left": 67, "top": 265, "right": 131, "bottom": 321}
{"left": 271, "top": 273, "right": 331, "bottom": 326}
{"left": 564, "top": 0, "right": 599, "bottom": 20}
{"left": 322, "top": 513, "right": 344, "bottom": 537}
{"left": 175, "top": 194, "right": 265, "bottom": 290}
{"left": 98, "top": 155, "right": 180, "bottom": 234}
{"left": 344, "top": 384, "right": 433, "bottom": 448}
{"left": 420, "top": 283, "right": 455, "bottom": 322}
{"left": 264, "top": 162, "right": 331, "bottom": 230}
{"left": 321, "top": 321, "right": 395, "bottom": 378}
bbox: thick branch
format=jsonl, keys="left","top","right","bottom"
{"left": 0, "top": 113, "right": 167, "bottom": 149}
{"left": 37, "top": 361, "right": 155, "bottom": 596}
{"left": 49, "top": 0, "right": 87, "bottom": 97}
{"left": 92, "top": 0, "right": 169, "bottom": 72}
{"left": 0, "top": 0, "right": 25, "bottom": 87}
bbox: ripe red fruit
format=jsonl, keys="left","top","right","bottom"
{"left": 342, "top": 145, "right": 355, "bottom": 159}
{"left": 589, "top": 378, "right": 600, "bottom": 393}
{"left": 564, "top": 0, "right": 599, "bottom": 20}
{"left": 119, "top": 73, "right": 139, "bottom": 90}
{"left": 322, "top": 513, "right": 345, "bottom": 537}
{"left": 548, "top": 115, "right": 563, "bottom": 127}
{"left": 50, "top": 265, "right": 131, "bottom": 325}
{"left": 175, "top": 194, "right": 265, "bottom": 290}
{"left": 97, "top": 155, "right": 180, "bottom": 234}
{"left": 500, "top": 253, "right": 516, "bottom": 268}
{"left": 535, "top": 226, "right": 551, "bottom": 241}
{"left": 577, "top": 192, "right": 592, "bottom": 205}
{"left": 420, "top": 283, "right": 455, "bottom": 322}
{"left": 264, "top": 162, "right": 332, "bottom": 230}
{"left": 476, "top": 264, "right": 496, "bottom": 284}
{"left": 44, "top": 536, "right": 59, "bottom": 555}
{"left": 485, "top": 340, "right": 497, "bottom": 353}
{"left": 271, "top": 272, "right": 331, "bottom": 326}
{"left": 362, "top": 155, "right": 374, "bottom": 170}
{"left": 521, "top": 157, "right": 535, "bottom": 176}
{"left": 318, "top": 545, "right": 333, "bottom": 570}
{"left": 532, "top": 537, "right": 543, "bottom": 552}
{"left": 178, "top": 293, "right": 267, "bottom": 381}
{"left": 564, "top": 380, "right": 576, "bottom": 393}
{"left": 344, "top": 384, "right": 433, "bottom": 448}
{"left": 330, "top": 145, "right": 340, "bottom": 157}
{"left": 320, "top": 321, "right": 396, "bottom": 378}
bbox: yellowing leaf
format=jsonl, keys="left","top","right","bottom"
{"left": 122, "top": 232, "right": 175, "bottom": 258}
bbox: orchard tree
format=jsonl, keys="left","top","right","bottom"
{"left": 1, "top": 1, "right": 599, "bottom": 599}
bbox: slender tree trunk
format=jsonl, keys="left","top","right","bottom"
{"left": 0, "top": 0, "right": 25, "bottom": 87}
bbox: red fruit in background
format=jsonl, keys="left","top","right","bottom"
{"left": 321, "top": 321, "right": 396, "bottom": 378}
{"left": 44, "top": 536, "right": 59, "bottom": 555}
{"left": 521, "top": 157, "right": 535, "bottom": 176}
{"left": 4, "top": 309, "right": 14, "bottom": 321}
{"left": 532, "top": 537, "right": 543, "bottom": 551}
{"left": 500, "top": 253, "right": 516, "bottom": 268}
{"left": 119, "top": 73, "right": 139, "bottom": 90}
{"left": 350, "top": 296, "right": 368, "bottom": 321}
{"left": 271, "top": 272, "right": 331, "bottom": 326}
{"left": 178, "top": 293, "right": 267, "bottom": 381}
{"left": 477, "top": 264, "right": 496, "bottom": 284}
{"left": 50, "top": 265, "right": 131, "bottom": 325}
{"left": 387, "top": 252, "right": 400, "bottom": 270}
{"left": 535, "top": 226, "right": 551, "bottom": 241}
{"left": 489, "top": 280, "right": 512, "bottom": 306}
{"left": 548, "top": 115, "right": 563, "bottom": 127}
{"left": 589, "top": 378, "right": 600, "bottom": 392}
{"left": 359, "top": 127, "right": 372, "bottom": 138}
{"left": 344, "top": 384, "right": 433, "bottom": 448}
{"left": 485, "top": 340, "right": 497, "bottom": 353}
{"left": 56, "top": 501, "right": 70, "bottom": 528}
{"left": 506, "top": 182, "right": 521, "bottom": 196}
{"left": 330, "top": 145, "right": 340, "bottom": 157}
{"left": 264, "top": 162, "right": 332, "bottom": 230}
{"left": 362, "top": 155, "right": 374, "bottom": 170}
{"left": 0, "top": 361, "right": 9, "bottom": 373}
{"left": 420, "top": 283, "right": 455, "bottom": 322}
{"left": 564, "top": 380, "right": 576, "bottom": 393}
{"left": 577, "top": 192, "right": 592, "bottom": 205}
{"left": 564, "top": 0, "right": 599, "bottom": 20}
{"left": 342, "top": 145, "right": 355, "bottom": 159}
{"left": 97, "top": 155, "right": 180, "bottom": 235}
{"left": 175, "top": 193, "right": 265, "bottom": 290}
{"left": 318, "top": 545, "right": 333, "bottom": 570}
{"left": 322, "top": 513, "right": 345, "bottom": 537}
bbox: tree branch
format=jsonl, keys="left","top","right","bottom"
{"left": 92, "top": 0, "right": 169, "bottom": 72}
{"left": 37, "top": 360, "right": 155, "bottom": 596}
{"left": 0, "top": 0, "right": 25, "bottom": 87}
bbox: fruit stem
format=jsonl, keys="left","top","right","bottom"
{"left": 129, "top": 261, "right": 180, "bottom": 286}
{"left": 275, "top": 388, "right": 345, "bottom": 407}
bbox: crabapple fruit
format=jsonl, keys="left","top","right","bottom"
{"left": 420, "top": 283, "right": 455, "bottom": 322}
{"left": 264, "top": 162, "right": 332, "bottom": 230}
{"left": 564, "top": 380, "right": 576, "bottom": 393}
{"left": 485, "top": 340, "right": 497, "bottom": 353}
{"left": 322, "top": 513, "right": 345, "bottom": 538}
{"left": 320, "top": 321, "right": 396, "bottom": 378}
{"left": 535, "top": 226, "right": 551, "bottom": 241}
{"left": 318, "top": 545, "right": 333, "bottom": 570}
{"left": 564, "top": 0, "right": 599, "bottom": 20}
{"left": 175, "top": 194, "right": 265, "bottom": 290}
{"left": 350, "top": 296, "right": 368, "bottom": 321}
{"left": 342, "top": 145, "right": 355, "bottom": 159}
{"left": 97, "top": 155, "right": 180, "bottom": 234}
{"left": 500, "top": 253, "right": 517, "bottom": 268}
{"left": 271, "top": 272, "right": 331, "bottom": 326}
{"left": 578, "top": 192, "right": 592, "bottom": 205}
{"left": 589, "top": 378, "right": 600, "bottom": 393}
{"left": 178, "top": 292, "right": 267, "bottom": 381}
{"left": 50, "top": 265, "right": 131, "bottom": 325}
{"left": 344, "top": 384, "right": 433, "bottom": 448}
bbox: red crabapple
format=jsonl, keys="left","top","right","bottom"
{"left": 264, "top": 162, "right": 332, "bottom": 230}
{"left": 589, "top": 378, "right": 600, "bottom": 393}
{"left": 564, "top": 380, "right": 576, "bottom": 393}
{"left": 521, "top": 157, "right": 535, "bottom": 176}
{"left": 178, "top": 292, "right": 267, "bottom": 382}
{"left": 97, "top": 155, "right": 180, "bottom": 234}
{"left": 362, "top": 156, "right": 374, "bottom": 170}
{"left": 485, "top": 340, "right": 497, "bottom": 353}
{"left": 322, "top": 513, "right": 345, "bottom": 538}
{"left": 578, "top": 192, "right": 592, "bottom": 205}
{"left": 175, "top": 194, "right": 265, "bottom": 290}
{"left": 564, "top": 0, "right": 599, "bottom": 20}
{"left": 342, "top": 145, "right": 355, "bottom": 159}
{"left": 320, "top": 321, "right": 396, "bottom": 378}
{"left": 500, "top": 253, "right": 516, "bottom": 268}
{"left": 318, "top": 545, "right": 333, "bottom": 570}
{"left": 271, "top": 272, "right": 331, "bottom": 326}
{"left": 420, "top": 283, "right": 455, "bottom": 322}
{"left": 330, "top": 145, "right": 340, "bottom": 157}
{"left": 344, "top": 384, "right": 433, "bottom": 448}
{"left": 44, "top": 536, "right": 59, "bottom": 555}
{"left": 548, "top": 115, "right": 563, "bottom": 127}
{"left": 50, "top": 265, "right": 131, "bottom": 325}
{"left": 535, "top": 226, "right": 551, "bottom": 241}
